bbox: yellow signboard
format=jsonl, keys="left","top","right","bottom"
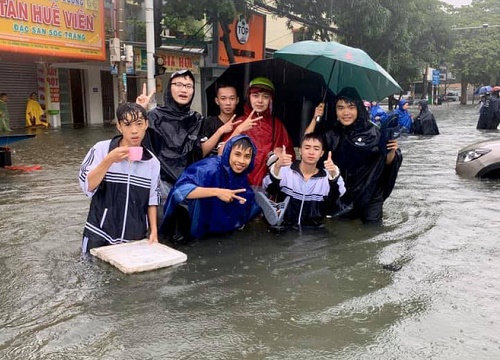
{"left": 0, "top": 0, "right": 105, "bottom": 60}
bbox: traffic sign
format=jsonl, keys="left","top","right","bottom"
{"left": 432, "top": 69, "right": 440, "bottom": 85}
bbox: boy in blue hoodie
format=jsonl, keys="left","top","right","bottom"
{"left": 161, "top": 135, "right": 260, "bottom": 243}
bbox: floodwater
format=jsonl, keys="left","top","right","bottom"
{"left": 1, "top": 103, "right": 500, "bottom": 359}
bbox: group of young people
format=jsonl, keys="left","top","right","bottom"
{"left": 79, "top": 69, "right": 403, "bottom": 254}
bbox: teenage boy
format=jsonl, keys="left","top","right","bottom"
{"left": 201, "top": 83, "right": 242, "bottom": 156}
{"left": 222, "top": 77, "right": 295, "bottom": 187}
{"left": 79, "top": 102, "right": 161, "bottom": 254}
{"left": 258, "top": 132, "right": 346, "bottom": 228}
{"left": 137, "top": 70, "right": 204, "bottom": 208}
{"left": 161, "top": 135, "right": 260, "bottom": 243}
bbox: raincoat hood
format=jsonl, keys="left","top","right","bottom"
{"left": 398, "top": 99, "right": 408, "bottom": 109}
{"left": 161, "top": 134, "right": 259, "bottom": 239}
{"left": 333, "top": 87, "right": 372, "bottom": 132}
{"left": 418, "top": 100, "right": 429, "bottom": 113}
{"left": 221, "top": 134, "right": 257, "bottom": 176}
{"left": 145, "top": 69, "right": 203, "bottom": 184}
{"left": 163, "top": 69, "right": 196, "bottom": 113}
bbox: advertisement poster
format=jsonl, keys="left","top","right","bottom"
{"left": 0, "top": 0, "right": 106, "bottom": 60}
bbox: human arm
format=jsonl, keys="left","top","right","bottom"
{"left": 186, "top": 187, "right": 247, "bottom": 204}
{"left": 86, "top": 146, "right": 130, "bottom": 192}
{"left": 304, "top": 103, "right": 325, "bottom": 134}
{"left": 201, "top": 115, "right": 242, "bottom": 157}
{"left": 147, "top": 205, "right": 158, "bottom": 243}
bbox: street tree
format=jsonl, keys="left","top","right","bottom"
{"left": 274, "top": 0, "right": 453, "bottom": 91}
{"left": 448, "top": 0, "right": 500, "bottom": 103}
{"left": 162, "top": 0, "right": 249, "bottom": 63}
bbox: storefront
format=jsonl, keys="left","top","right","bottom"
{"left": 0, "top": 0, "right": 106, "bottom": 128}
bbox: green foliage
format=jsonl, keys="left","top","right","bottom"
{"left": 449, "top": 0, "right": 500, "bottom": 86}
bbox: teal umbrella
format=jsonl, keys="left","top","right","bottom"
{"left": 274, "top": 40, "right": 402, "bottom": 101}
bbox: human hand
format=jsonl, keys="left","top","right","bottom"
{"left": 275, "top": 145, "right": 293, "bottom": 169}
{"left": 314, "top": 102, "right": 325, "bottom": 120}
{"left": 218, "top": 114, "right": 242, "bottom": 135}
{"left": 107, "top": 146, "right": 130, "bottom": 163}
{"left": 323, "top": 151, "right": 338, "bottom": 178}
{"left": 148, "top": 232, "right": 158, "bottom": 244}
{"left": 386, "top": 139, "right": 398, "bottom": 152}
{"left": 216, "top": 188, "right": 247, "bottom": 204}
{"left": 235, "top": 110, "right": 263, "bottom": 134}
{"left": 136, "top": 83, "right": 155, "bottom": 109}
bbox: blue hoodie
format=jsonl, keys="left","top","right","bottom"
{"left": 161, "top": 135, "right": 260, "bottom": 239}
{"left": 395, "top": 99, "right": 412, "bottom": 132}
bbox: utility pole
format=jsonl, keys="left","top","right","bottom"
{"left": 145, "top": 0, "right": 156, "bottom": 108}
{"left": 117, "top": 0, "right": 127, "bottom": 104}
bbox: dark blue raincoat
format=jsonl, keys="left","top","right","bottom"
{"left": 161, "top": 135, "right": 260, "bottom": 239}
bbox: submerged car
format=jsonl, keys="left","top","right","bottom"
{"left": 456, "top": 138, "right": 500, "bottom": 178}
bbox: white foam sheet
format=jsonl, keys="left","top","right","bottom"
{"left": 90, "top": 240, "right": 187, "bottom": 274}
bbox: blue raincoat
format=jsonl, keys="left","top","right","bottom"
{"left": 395, "top": 99, "right": 412, "bottom": 133}
{"left": 161, "top": 135, "right": 260, "bottom": 239}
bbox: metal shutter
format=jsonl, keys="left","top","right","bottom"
{"left": 0, "top": 62, "right": 38, "bottom": 129}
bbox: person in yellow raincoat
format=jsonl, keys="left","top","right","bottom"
{"left": 26, "top": 92, "right": 47, "bottom": 127}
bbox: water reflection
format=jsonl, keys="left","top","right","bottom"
{"left": 1, "top": 105, "right": 500, "bottom": 359}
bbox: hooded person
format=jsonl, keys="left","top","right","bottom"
{"left": 144, "top": 69, "right": 204, "bottom": 204}
{"left": 25, "top": 92, "right": 46, "bottom": 127}
{"left": 477, "top": 88, "right": 500, "bottom": 130}
{"left": 413, "top": 100, "right": 439, "bottom": 135}
{"left": 370, "top": 101, "right": 388, "bottom": 126}
{"left": 305, "top": 87, "right": 403, "bottom": 223}
{"left": 222, "top": 76, "right": 295, "bottom": 187}
{"left": 395, "top": 99, "right": 413, "bottom": 133}
{"left": 161, "top": 135, "right": 261, "bottom": 242}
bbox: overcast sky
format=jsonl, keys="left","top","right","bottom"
{"left": 442, "top": 0, "right": 472, "bottom": 6}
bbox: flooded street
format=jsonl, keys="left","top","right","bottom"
{"left": 1, "top": 103, "right": 500, "bottom": 359}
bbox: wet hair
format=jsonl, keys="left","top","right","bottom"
{"left": 0, "top": 93, "right": 6, "bottom": 97}
{"left": 231, "top": 137, "right": 253, "bottom": 152}
{"left": 300, "top": 132, "right": 324, "bottom": 149}
{"left": 116, "top": 102, "right": 148, "bottom": 125}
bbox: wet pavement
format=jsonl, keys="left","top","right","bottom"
{"left": 1, "top": 103, "right": 500, "bottom": 359}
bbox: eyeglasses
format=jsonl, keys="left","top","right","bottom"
{"left": 171, "top": 82, "right": 194, "bottom": 90}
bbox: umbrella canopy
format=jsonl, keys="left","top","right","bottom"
{"left": 205, "top": 58, "right": 331, "bottom": 145}
{"left": 475, "top": 85, "right": 493, "bottom": 95}
{"left": 274, "top": 40, "right": 402, "bottom": 101}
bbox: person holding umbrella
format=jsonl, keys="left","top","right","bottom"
{"left": 305, "top": 87, "right": 402, "bottom": 224}
{"left": 223, "top": 77, "right": 295, "bottom": 187}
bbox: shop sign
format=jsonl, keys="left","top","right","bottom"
{"left": 0, "top": 0, "right": 106, "bottom": 60}
{"left": 156, "top": 53, "right": 200, "bottom": 74}
{"left": 217, "top": 11, "right": 265, "bottom": 66}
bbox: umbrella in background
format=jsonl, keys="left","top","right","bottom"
{"left": 274, "top": 40, "right": 402, "bottom": 102}
{"left": 474, "top": 85, "right": 493, "bottom": 95}
{"left": 205, "top": 58, "right": 331, "bottom": 145}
